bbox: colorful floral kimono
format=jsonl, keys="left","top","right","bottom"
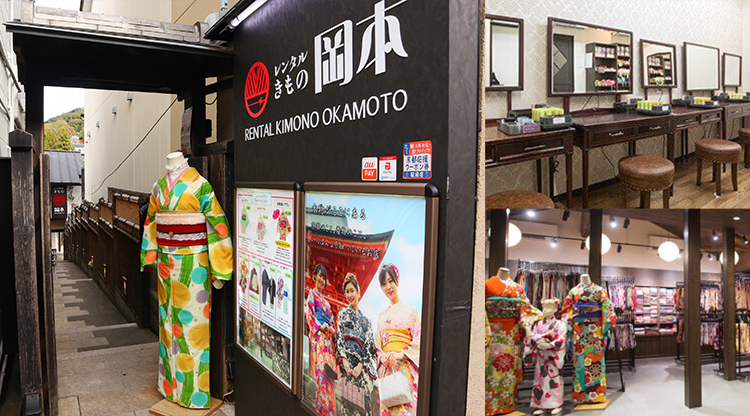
{"left": 305, "top": 289, "right": 338, "bottom": 416}
{"left": 523, "top": 316, "right": 567, "bottom": 410}
{"left": 140, "top": 167, "right": 233, "bottom": 409}
{"left": 337, "top": 306, "right": 377, "bottom": 416}
{"left": 375, "top": 302, "right": 421, "bottom": 416}
{"left": 485, "top": 276, "right": 543, "bottom": 415}
{"left": 560, "top": 283, "right": 617, "bottom": 404}
{"left": 277, "top": 212, "right": 292, "bottom": 241}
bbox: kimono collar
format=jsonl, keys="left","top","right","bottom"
{"left": 166, "top": 165, "right": 192, "bottom": 189}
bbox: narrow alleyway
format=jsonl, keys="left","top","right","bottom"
{"left": 54, "top": 261, "right": 235, "bottom": 416}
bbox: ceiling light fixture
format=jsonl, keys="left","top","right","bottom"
{"left": 609, "top": 216, "right": 617, "bottom": 228}
{"left": 585, "top": 234, "right": 612, "bottom": 254}
{"left": 527, "top": 210, "right": 536, "bottom": 218}
{"left": 658, "top": 241, "right": 680, "bottom": 262}
{"left": 508, "top": 222, "right": 522, "bottom": 248}
{"left": 562, "top": 210, "right": 570, "bottom": 222}
{"left": 623, "top": 218, "right": 630, "bottom": 229}
{"left": 734, "top": 216, "right": 741, "bottom": 221}
{"left": 719, "top": 251, "right": 740, "bottom": 265}
{"left": 580, "top": 241, "right": 586, "bottom": 250}
{"left": 617, "top": 244, "right": 622, "bottom": 253}
{"left": 550, "top": 237, "right": 558, "bottom": 248}
{"left": 744, "top": 235, "right": 749, "bottom": 245}
{"left": 228, "top": 0, "right": 269, "bottom": 29}
{"left": 712, "top": 231, "right": 719, "bottom": 241}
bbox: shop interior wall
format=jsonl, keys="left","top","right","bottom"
{"left": 486, "top": 0, "right": 750, "bottom": 197}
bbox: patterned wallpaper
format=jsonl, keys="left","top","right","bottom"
{"left": 485, "top": 0, "right": 749, "bottom": 197}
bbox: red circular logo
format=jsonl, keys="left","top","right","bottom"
{"left": 53, "top": 194, "right": 66, "bottom": 207}
{"left": 244, "top": 62, "right": 269, "bottom": 118}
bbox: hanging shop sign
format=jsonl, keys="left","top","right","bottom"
{"left": 300, "top": 183, "right": 438, "bottom": 416}
{"left": 51, "top": 186, "right": 67, "bottom": 219}
{"left": 234, "top": 0, "right": 449, "bottom": 184}
{"left": 235, "top": 183, "right": 303, "bottom": 391}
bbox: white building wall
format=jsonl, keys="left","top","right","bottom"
{"left": 0, "top": 0, "right": 21, "bottom": 158}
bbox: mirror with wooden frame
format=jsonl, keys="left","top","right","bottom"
{"left": 684, "top": 42, "right": 720, "bottom": 92}
{"left": 485, "top": 15, "right": 523, "bottom": 91}
{"left": 548, "top": 17, "right": 633, "bottom": 96}
{"left": 723, "top": 53, "right": 742, "bottom": 89}
{"left": 641, "top": 39, "right": 676, "bottom": 88}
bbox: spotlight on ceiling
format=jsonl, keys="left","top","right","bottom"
{"left": 617, "top": 244, "right": 622, "bottom": 253}
{"left": 623, "top": 218, "right": 630, "bottom": 229}
{"left": 712, "top": 231, "right": 719, "bottom": 241}
{"left": 609, "top": 216, "right": 617, "bottom": 228}
{"left": 562, "top": 210, "right": 570, "bottom": 222}
{"left": 580, "top": 241, "right": 586, "bottom": 250}
{"left": 551, "top": 237, "right": 558, "bottom": 248}
{"left": 744, "top": 235, "right": 749, "bottom": 245}
{"left": 734, "top": 216, "right": 741, "bottom": 221}
{"left": 527, "top": 210, "right": 536, "bottom": 218}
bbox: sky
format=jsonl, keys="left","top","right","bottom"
{"left": 36, "top": 0, "right": 85, "bottom": 120}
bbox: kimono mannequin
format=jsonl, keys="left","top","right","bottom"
{"left": 486, "top": 268, "right": 543, "bottom": 415}
{"left": 559, "top": 274, "right": 616, "bottom": 404}
{"left": 524, "top": 299, "right": 566, "bottom": 415}
{"left": 141, "top": 152, "right": 233, "bottom": 409}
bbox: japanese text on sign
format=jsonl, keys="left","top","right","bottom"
{"left": 403, "top": 140, "right": 432, "bottom": 179}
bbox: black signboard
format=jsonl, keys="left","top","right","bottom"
{"left": 51, "top": 186, "right": 67, "bottom": 219}
{"left": 234, "top": 0, "right": 449, "bottom": 184}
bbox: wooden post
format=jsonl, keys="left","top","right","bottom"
{"left": 723, "top": 226, "right": 737, "bottom": 381}
{"left": 489, "top": 209, "right": 508, "bottom": 277}
{"left": 10, "top": 129, "right": 44, "bottom": 411}
{"left": 588, "top": 209, "right": 602, "bottom": 284}
{"left": 683, "top": 209, "right": 701, "bottom": 408}
{"left": 186, "top": 80, "right": 207, "bottom": 156}
{"left": 39, "top": 153, "right": 58, "bottom": 416}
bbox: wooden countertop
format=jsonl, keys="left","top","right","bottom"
{"left": 571, "top": 109, "right": 672, "bottom": 128}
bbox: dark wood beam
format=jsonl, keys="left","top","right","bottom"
{"left": 723, "top": 226, "right": 737, "bottom": 381}
{"left": 10, "top": 130, "right": 44, "bottom": 405}
{"left": 589, "top": 209, "right": 602, "bottom": 284}
{"left": 488, "top": 209, "right": 508, "bottom": 277}
{"left": 39, "top": 153, "right": 58, "bottom": 416}
{"left": 684, "top": 209, "right": 701, "bottom": 408}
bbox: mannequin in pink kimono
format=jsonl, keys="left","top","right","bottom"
{"left": 524, "top": 299, "right": 566, "bottom": 415}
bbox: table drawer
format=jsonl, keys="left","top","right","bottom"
{"left": 636, "top": 121, "right": 670, "bottom": 135}
{"left": 590, "top": 126, "right": 636, "bottom": 146}
{"left": 701, "top": 111, "right": 721, "bottom": 123}
{"left": 726, "top": 107, "right": 744, "bottom": 119}
{"left": 491, "top": 136, "right": 565, "bottom": 160}
{"left": 674, "top": 116, "right": 699, "bottom": 130}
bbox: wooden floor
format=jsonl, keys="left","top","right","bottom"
{"left": 558, "top": 156, "right": 750, "bottom": 208}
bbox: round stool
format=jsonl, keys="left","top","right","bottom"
{"left": 486, "top": 190, "right": 554, "bottom": 209}
{"left": 739, "top": 128, "right": 750, "bottom": 168}
{"left": 696, "top": 138, "right": 742, "bottom": 196}
{"left": 618, "top": 155, "right": 674, "bottom": 208}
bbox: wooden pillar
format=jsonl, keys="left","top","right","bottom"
{"left": 185, "top": 79, "right": 207, "bottom": 156}
{"left": 9, "top": 130, "right": 44, "bottom": 412}
{"left": 488, "top": 209, "right": 508, "bottom": 277}
{"left": 588, "top": 209, "right": 602, "bottom": 284}
{"left": 683, "top": 209, "right": 701, "bottom": 408}
{"left": 723, "top": 226, "right": 737, "bottom": 381}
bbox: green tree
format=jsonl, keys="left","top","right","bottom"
{"left": 44, "top": 128, "right": 74, "bottom": 150}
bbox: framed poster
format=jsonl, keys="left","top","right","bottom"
{"left": 235, "top": 182, "right": 303, "bottom": 392}
{"left": 300, "top": 183, "right": 438, "bottom": 416}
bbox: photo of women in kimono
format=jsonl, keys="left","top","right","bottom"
{"left": 375, "top": 263, "right": 421, "bottom": 416}
{"left": 305, "top": 264, "right": 338, "bottom": 416}
{"left": 336, "top": 273, "right": 377, "bottom": 416}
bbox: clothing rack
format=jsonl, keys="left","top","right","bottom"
{"left": 606, "top": 281, "right": 636, "bottom": 370}
{"left": 511, "top": 260, "right": 583, "bottom": 309}
{"left": 513, "top": 259, "right": 589, "bottom": 274}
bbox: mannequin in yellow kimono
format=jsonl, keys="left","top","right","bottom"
{"left": 141, "top": 152, "right": 233, "bottom": 409}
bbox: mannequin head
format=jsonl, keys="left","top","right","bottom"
{"left": 541, "top": 299, "right": 559, "bottom": 319}
{"left": 497, "top": 267, "right": 511, "bottom": 281}
{"left": 580, "top": 273, "right": 592, "bottom": 285}
{"left": 166, "top": 152, "right": 186, "bottom": 169}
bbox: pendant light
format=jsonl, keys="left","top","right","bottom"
{"left": 719, "top": 251, "right": 740, "bottom": 265}
{"left": 658, "top": 241, "right": 680, "bottom": 262}
{"left": 585, "top": 234, "right": 611, "bottom": 254}
{"left": 508, "top": 222, "right": 522, "bottom": 248}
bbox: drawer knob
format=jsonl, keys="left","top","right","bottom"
{"left": 523, "top": 144, "right": 547, "bottom": 151}
{"left": 609, "top": 131, "right": 625, "bottom": 137}
{"left": 649, "top": 126, "right": 662, "bottom": 131}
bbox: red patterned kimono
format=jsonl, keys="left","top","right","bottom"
{"left": 305, "top": 289, "right": 337, "bottom": 415}
{"left": 485, "top": 276, "right": 543, "bottom": 415}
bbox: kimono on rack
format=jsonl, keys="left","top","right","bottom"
{"left": 485, "top": 276, "right": 543, "bottom": 415}
{"left": 559, "top": 283, "right": 616, "bottom": 404}
{"left": 523, "top": 315, "right": 567, "bottom": 411}
{"left": 141, "top": 167, "right": 234, "bottom": 409}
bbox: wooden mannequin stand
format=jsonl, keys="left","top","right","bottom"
{"left": 573, "top": 399, "right": 611, "bottom": 411}
{"left": 149, "top": 398, "right": 223, "bottom": 416}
